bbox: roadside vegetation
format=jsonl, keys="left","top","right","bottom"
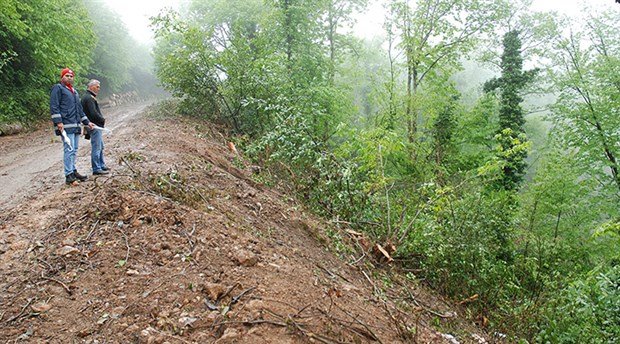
{"left": 0, "top": 0, "right": 158, "bottom": 125}
{"left": 1, "top": 0, "right": 618, "bottom": 342}
{"left": 150, "top": 0, "right": 619, "bottom": 342}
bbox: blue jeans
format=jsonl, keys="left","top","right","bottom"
{"left": 90, "top": 128, "right": 107, "bottom": 172}
{"left": 63, "top": 132, "right": 80, "bottom": 176}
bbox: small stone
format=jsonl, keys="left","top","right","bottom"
{"left": 233, "top": 249, "right": 258, "bottom": 267}
{"left": 77, "top": 328, "right": 92, "bottom": 338}
{"left": 62, "top": 238, "right": 76, "bottom": 246}
{"left": 205, "top": 311, "right": 219, "bottom": 322}
{"left": 245, "top": 299, "right": 264, "bottom": 318}
{"left": 111, "top": 306, "right": 125, "bottom": 319}
{"left": 56, "top": 245, "right": 79, "bottom": 256}
{"left": 151, "top": 243, "right": 162, "bottom": 252}
{"left": 31, "top": 302, "right": 52, "bottom": 313}
{"left": 220, "top": 327, "right": 241, "bottom": 341}
{"left": 96, "top": 313, "right": 110, "bottom": 325}
{"left": 203, "top": 282, "right": 225, "bottom": 301}
{"left": 125, "top": 324, "right": 140, "bottom": 333}
{"left": 126, "top": 269, "right": 140, "bottom": 276}
{"left": 178, "top": 316, "right": 198, "bottom": 327}
{"left": 17, "top": 327, "right": 33, "bottom": 341}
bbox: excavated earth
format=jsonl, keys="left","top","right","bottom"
{"left": 0, "top": 101, "right": 491, "bottom": 343}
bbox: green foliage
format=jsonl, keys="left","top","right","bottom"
{"left": 386, "top": 0, "right": 506, "bottom": 146}
{"left": 548, "top": 11, "right": 620, "bottom": 194}
{"left": 150, "top": 2, "right": 619, "bottom": 343}
{"left": 0, "top": 0, "right": 157, "bottom": 124}
{"left": 484, "top": 30, "right": 537, "bottom": 190}
{"left": 0, "top": 0, "right": 96, "bottom": 123}
{"left": 490, "top": 128, "right": 530, "bottom": 190}
{"left": 152, "top": 0, "right": 278, "bottom": 132}
{"left": 83, "top": 0, "right": 137, "bottom": 94}
{"left": 537, "top": 265, "right": 620, "bottom": 343}
{"left": 596, "top": 220, "right": 620, "bottom": 248}
{"left": 454, "top": 93, "right": 499, "bottom": 170}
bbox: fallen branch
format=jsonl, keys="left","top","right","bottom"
{"left": 403, "top": 287, "right": 455, "bottom": 319}
{"left": 231, "top": 286, "right": 256, "bottom": 305}
{"left": 374, "top": 244, "right": 394, "bottom": 263}
{"left": 84, "top": 219, "right": 100, "bottom": 243}
{"left": 317, "top": 264, "right": 351, "bottom": 283}
{"left": 361, "top": 270, "right": 381, "bottom": 297}
{"left": 332, "top": 304, "right": 383, "bottom": 343}
{"left": 117, "top": 227, "right": 130, "bottom": 264}
{"left": 182, "top": 223, "right": 196, "bottom": 254}
{"left": 218, "top": 283, "right": 240, "bottom": 303}
{"left": 41, "top": 275, "right": 72, "bottom": 295}
{"left": 4, "top": 298, "right": 34, "bottom": 324}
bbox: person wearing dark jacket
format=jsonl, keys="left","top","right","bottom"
{"left": 81, "top": 79, "right": 109, "bottom": 175}
{"left": 50, "top": 68, "right": 94, "bottom": 184}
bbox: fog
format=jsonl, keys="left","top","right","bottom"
{"left": 102, "top": 0, "right": 613, "bottom": 43}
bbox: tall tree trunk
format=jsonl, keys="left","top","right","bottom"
{"left": 595, "top": 120, "right": 620, "bottom": 191}
{"left": 283, "top": 0, "right": 293, "bottom": 64}
{"left": 327, "top": 1, "right": 336, "bottom": 84}
{"left": 403, "top": 1, "right": 417, "bottom": 146}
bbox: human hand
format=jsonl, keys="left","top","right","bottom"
{"left": 57, "top": 123, "right": 64, "bottom": 131}
{"left": 88, "top": 123, "right": 95, "bottom": 130}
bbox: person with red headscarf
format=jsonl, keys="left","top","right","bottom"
{"left": 50, "top": 68, "right": 95, "bottom": 184}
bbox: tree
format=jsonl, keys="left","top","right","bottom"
{"left": 0, "top": 0, "right": 95, "bottom": 123}
{"left": 431, "top": 96, "right": 458, "bottom": 172}
{"left": 83, "top": 0, "right": 136, "bottom": 94}
{"left": 386, "top": 0, "right": 503, "bottom": 146}
{"left": 484, "top": 30, "right": 537, "bottom": 190}
{"left": 323, "top": 0, "right": 368, "bottom": 83}
{"left": 548, "top": 11, "right": 620, "bottom": 194}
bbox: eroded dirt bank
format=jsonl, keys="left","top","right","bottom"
{"left": 0, "top": 103, "right": 487, "bottom": 343}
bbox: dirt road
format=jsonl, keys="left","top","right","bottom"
{"left": 0, "top": 102, "right": 151, "bottom": 211}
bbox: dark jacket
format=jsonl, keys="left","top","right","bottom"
{"left": 81, "top": 90, "right": 105, "bottom": 128}
{"left": 50, "top": 84, "right": 90, "bottom": 135}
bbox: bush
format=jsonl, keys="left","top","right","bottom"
{"left": 537, "top": 264, "right": 620, "bottom": 343}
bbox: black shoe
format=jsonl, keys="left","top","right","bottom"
{"left": 65, "top": 173, "right": 78, "bottom": 184}
{"left": 93, "top": 170, "right": 109, "bottom": 175}
{"left": 102, "top": 166, "right": 111, "bottom": 171}
{"left": 73, "top": 171, "right": 88, "bottom": 181}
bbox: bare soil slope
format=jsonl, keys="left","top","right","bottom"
{"left": 0, "top": 103, "right": 487, "bottom": 343}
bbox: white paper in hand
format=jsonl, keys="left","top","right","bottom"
{"left": 61, "top": 129, "right": 73, "bottom": 151}
{"left": 92, "top": 124, "right": 112, "bottom": 134}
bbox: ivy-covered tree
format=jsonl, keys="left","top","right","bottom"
{"left": 484, "top": 30, "right": 537, "bottom": 190}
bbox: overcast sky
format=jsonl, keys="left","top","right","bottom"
{"left": 102, "top": 0, "right": 614, "bottom": 43}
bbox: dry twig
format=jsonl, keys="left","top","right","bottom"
{"left": 41, "top": 275, "right": 72, "bottom": 295}
{"left": 4, "top": 298, "right": 34, "bottom": 324}
{"left": 117, "top": 227, "right": 130, "bottom": 264}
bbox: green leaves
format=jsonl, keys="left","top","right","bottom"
{"left": 548, "top": 11, "right": 620, "bottom": 194}
{"left": 148, "top": 2, "right": 618, "bottom": 342}
{"left": 0, "top": 0, "right": 95, "bottom": 123}
{"left": 84, "top": 0, "right": 136, "bottom": 94}
{"left": 537, "top": 265, "right": 620, "bottom": 343}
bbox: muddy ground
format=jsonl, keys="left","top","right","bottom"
{"left": 0, "top": 102, "right": 491, "bottom": 343}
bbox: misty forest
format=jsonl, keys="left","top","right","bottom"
{"left": 1, "top": 0, "right": 619, "bottom": 342}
